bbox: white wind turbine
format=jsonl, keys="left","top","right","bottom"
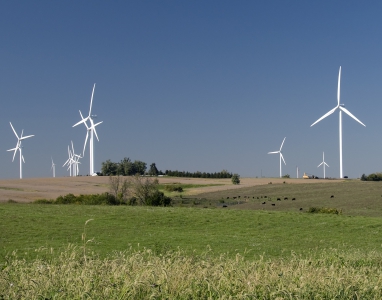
{"left": 317, "top": 152, "right": 329, "bottom": 179}
{"left": 268, "top": 137, "right": 286, "bottom": 178}
{"left": 51, "top": 157, "right": 56, "bottom": 178}
{"left": 7, "top": 122, "right": 34, "bottom": 179}
{"left": 73, "top": 84, "right": 103, "bottom": 176}
{"left": 63, "top": 146, "right": 74, "bottom": 176}
{"left": 310, "top": 66, "right": 365, "bottom": 178}
{"left": 71, "top": 141, "right": 82, "bottom": 176}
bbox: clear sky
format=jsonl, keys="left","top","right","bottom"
{"left": 0, "top": 1, "right": 381, "bottom": 179}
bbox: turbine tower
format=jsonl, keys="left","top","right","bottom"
{"left": 7, "top": 122, "right": 34, "bottom": 179}
{"left": 73, "top": 84, "right": 103, "bottom": 175}
{"left": 51, "top": 157, "right": 56, "bottom": 178}
{"left": 268, "top": 137, "right": 286, "bottom": 178}
{"left": 317, "top": 152, "right": 329, "bottom": 179}
{"left": 311, "top": 67, "right": 365, "bottom": 178}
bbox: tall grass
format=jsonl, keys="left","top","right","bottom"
{"left": 1, "top": 246, "right": 382, "bottom": 299}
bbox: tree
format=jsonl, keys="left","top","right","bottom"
{"left": 148, "top": 163, "right": 159, "bottom": 176}
{"left": 130, "top": 174, "right": 159, "bottom": 205}
{"left": 118, "top": 157, "right": 134, "bottom": 176}
{"left": 231, "top": 173, "right": 240, "bottom": 185}
{"left": 133, "top": 160, "right": 147, "bottom": 175}
{"left": 109, "top": 175, "right": 131, "bottom": 204}
{"left": 101, "top": 159, "right": 118, "bottom": 176}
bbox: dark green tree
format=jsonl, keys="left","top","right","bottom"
{"left": 231, "top": 173, "right": 240, "bottom": 185}
{"left": 148, "top": 163, "right": 159, "bottom": 176}
{"left": 101, "top": 159, "right": 118, "bottom": 176}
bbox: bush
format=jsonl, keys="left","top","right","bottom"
{"left": 360, "top": 173, "right": 382, "bottom": 181}
{"left": 231, "top": 174, "right": 240, "bottom": 185}
{"left": 308, "top": 207, "right": 342, "bottom": 215}
{"left": 282, "top": 174, "right": 290, "bottom": 178}
{"left": 164, "top": 185, "right": 183, "bottom": 192}
{"left": 145, "top": 191, "right": 172, "bottom": 206}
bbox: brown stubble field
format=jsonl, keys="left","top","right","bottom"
{"left": 0, "top": 176, "right": 332, "bottom": 203}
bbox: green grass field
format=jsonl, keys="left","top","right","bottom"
{"left": 2, "top": 179, "right": 382, "bottom": 298}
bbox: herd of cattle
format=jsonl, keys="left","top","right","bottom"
{"left": 222, "top": 194, "right": 335, "bottom": 211}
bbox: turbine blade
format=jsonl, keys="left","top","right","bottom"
{"left": 83, "top": 131, "right": 89, "bottom": 156}
{"left": 93, "top": 126, "right": 99, "bottom": 141}
{"left": 71, "top": 141, "right": 75, "bottom": 154}
{"left": 73, "top": 111, "right": 88, "bottom": 127}
{"left": 317, "top": 162, "right": 323, "bottom": 167}
{"left": 12, "top": 148, "right": 18, "bottom": 162}
{"left": 339, "top": 106, "right": 366, "bottom": 127}
{"left": 20, "top": 129, "right": 24, "bottom": 139}
{"left": 280, "top": 153, "right": 286, "bottom": 165}
{"left": 325, "top": 163, "right": 329, "bottom": 167}
{"left": 20, "top": 134, "right": 34, "bottom": 140}
{"left": 9, "top": 122, "right": 19, "bottom": 139}
{"left": 22, "top": 155, "right": 25, "bottom": 163}
{"left": 280, "top": 137, "right": 286, "bottom": 151}
{"left": 310, "top": 106, "right": 337, "bottom": 127}
{"left": 89, "top": 83, "right": 96, "bottom": 117}
{"left": 337, "top": 66, "right": 341, "bottom": 106}
{"left": 268, "top": 151, "right": 279, "bottom": 154}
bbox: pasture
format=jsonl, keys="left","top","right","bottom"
{"left": 2, "top": 177, "right": 382, "bottom": 298}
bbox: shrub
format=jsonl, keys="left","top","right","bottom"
{"left": 164, "top": 185, "right": 183, "bottom": 192}
{"left": 308, "top": 207, "right": 342, "bottom": 215}
{"left": 145, "top": 191, "right": 172, "bottom": 206}
{"left": 282, "top": 174, "right": 290, "bottom": 178}
{"left": 231, "top": 174, "right": 240, "bottom": 185}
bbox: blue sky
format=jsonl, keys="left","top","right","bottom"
{"left": 0, "top": 1, "right": 381, "bottom": 179}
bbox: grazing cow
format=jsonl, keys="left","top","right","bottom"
{"left": 272, "top": 203, "right": 276, "bottom": 206}
{"left": 284, "top": 197, "right": 288, "bottom": 200}
{"left": 238, "top": 196, "right": 241, "bottom": 198}
{"left": 233, "top": 197, "right": 237, "bottom": 199}
{"left": 299, "top": 208, "right": 303, "bottom": 211}
{"left": 330, "top": 195, "right": 334, "bottom": 198}
{"left": 227, "top": 197, "right": 229, "bottom": 199}
{"left": 257, "top": 197, "right": 259, "bottom": 199}
{"left": 264, "top": 196, "right": 267, "bottom": 198}
{"left": 262, "top": 202, "right": 266, "bottom": 204}
{"left": 277, "top": 198, "right": 281, "bottom": 201}
{"left": 292, "top": 198, "right": 296, "bottom": 200}
{"left": 223, "top": 205, "right": 227, "bottom": 208}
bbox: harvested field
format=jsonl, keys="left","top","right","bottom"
{"left": 0, "top": 176, "right": 337, "bottom": 203}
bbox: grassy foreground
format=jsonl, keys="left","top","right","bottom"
{"left": 2, "top": 246, "right": 382, "bottom": 299}
{"left": 2, "top": 203, "right": 382, "bottom": 261}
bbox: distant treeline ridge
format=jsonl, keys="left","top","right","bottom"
{"left": 165, "top": 170, "right": 232, "bottom": 178}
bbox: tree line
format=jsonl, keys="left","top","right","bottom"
{"left": 101, "top": 158, "right": 235, "bottom": 179}
{"left": 101, "top": 158, "right": 162, "bottom": 176}
{"left": 165, "top": 170, "right": 233, "bottom": 178}
{"left": 361, "top": 173, "right": 382, "bottom": 181}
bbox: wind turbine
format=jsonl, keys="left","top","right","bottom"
{"left": 51, "top": 157, "right": 56, "bottom": 178}
{"left": 71, "top": 141, "right": 82, "bottom": 176}
{"left": 317, "top": 152, "right": 329, "bottom": 179}
{"left": 63, "top": 146, "right": 74, "bottom": 176}
{"left": 73, "top": 84, "right": 103, "bottom": 176}
{"left": 311, "top": 67, "right": 365, "bottom": 178}
{"left": 268, "top": 137, "right": 286, "bottom": 178}
{"left": 7, "top": 122, "right": 34, "bottom": 179}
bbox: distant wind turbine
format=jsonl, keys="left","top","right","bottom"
{"left": 51, "top": 157, "right": 56, "bottom": 178}
{"left": 311, "top": 66, "right": 365, "bottom": 178}
{"left": 63, "top": 145, "right": 73, "bottom": 176}
{"left": 268, "top": 137, "right": 286, "bottom": 178}
{"left": 7, "top": 122, "right": 34, "bottom": 179}
{"left": 317, "top": 152, "right": 329, "bottom": 179}
{"left": 73, "top": 84, "right": 103, "bottom": 176}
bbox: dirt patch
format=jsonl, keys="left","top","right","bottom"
{"left": 0, "top": 176, "right": 336, "bottom": 203}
